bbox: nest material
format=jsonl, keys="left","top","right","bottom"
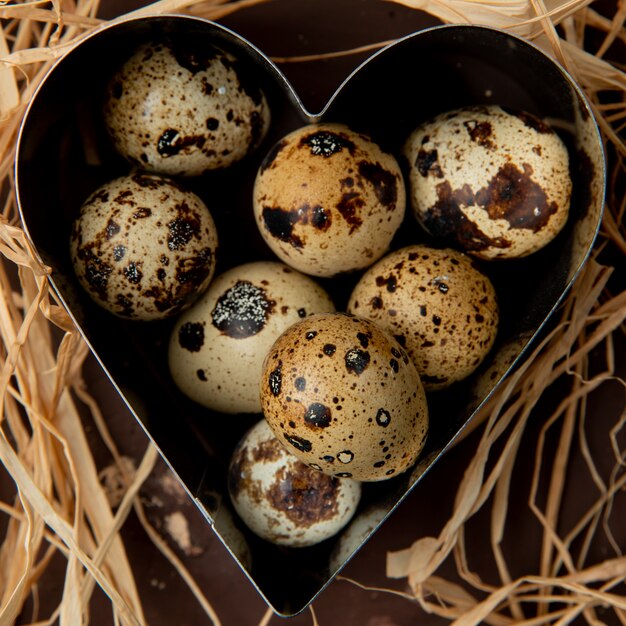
{"left": 0, "top": 1, "right": 625, "bottom": 625}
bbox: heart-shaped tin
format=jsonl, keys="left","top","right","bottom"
{"left": 15, "top": 14, "right": 605, "bottom": 616}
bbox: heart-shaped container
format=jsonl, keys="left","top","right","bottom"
{"left": 16, "top": 14, "right": 605, "bottom": 616}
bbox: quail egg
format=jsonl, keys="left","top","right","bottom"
{"left": 70, "top": 173, "right": 218, "bottom": 320}
{"left": 168, "top": 261, "right": 335, "bottom": 414}
{"left": 329, "top": 504, "right": 387, "bottom": 572}
{"left": 404, "top": 105, "right": 572, "bottom": 259}
{"left": 253, "top": 123, "right": 405, "bottom": 277}
{"left": 348, "top": 245, "right": 499, "bottom": 390}
{"left": 228, "top": 419, "right": 361, "bottom": 547}
{"left": 261, "top": 312, "right": 428, "bottom": 482}
{"left": 104, "top": 40, "right": 270, "bottom": 176}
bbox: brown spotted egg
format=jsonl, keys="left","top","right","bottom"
{"left": 260, "top": 312, "right": 428, "bottom": 482}
{"left": 348, "top": 245, "right": 498, "bottom": 390}
{"left": 168, "top": 261, "right": 335, "bottom": 414}
{"left": 253, "top": 123, "right": 405, "bottom": 277}
{"left": 104, "top": 41, "right": 270, "bottom": 176}
{"left": 404, "top": 105, "right": 572, "bottom": 259}
{"left": 69, "top": 173, "right": 218, "bottom": 320}
{"left": 228, "top": 420, "right": 361, "bottom": 547}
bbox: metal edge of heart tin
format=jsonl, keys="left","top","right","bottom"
{"left": 15, "top": 13, "right": 605, "bottom": 617}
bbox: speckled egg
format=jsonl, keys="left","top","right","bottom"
{"left": 253, "top": 123, "right": 406, "bottom": 277}
{"left": 228, "top": 420, "right": 361, "bottom": 547}
{"left": 347, "top": 245, "right": 498, "bottom": 391}
{"left": 329, "top": 504, "right": 387, "bottom": 572}
{"left": 260, "top": 312, "right": 428, "bottom": 482}
{"left": 404, "top": 105, "right": 572, "bottom": 259}
{"left": 104, "top": 41, "right": 270, "bottom": 176}
{"left": 168, "top": 261, "right": 335, "bottom": 414}
{"left": 70, "top": 173, "right": 218, "bottom": 320}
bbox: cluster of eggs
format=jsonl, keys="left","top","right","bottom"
{"left": 69, "top": 40, "right": 573, "bottom": 548}
{"left": 70, "top": 40, "right": 270, "bottom": 320}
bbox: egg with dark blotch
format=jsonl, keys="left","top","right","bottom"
{"left": 168, "top": 261, "right": 335, "bottom": 414}
{"left": 104, "top": 41, "right": 270, "bottom": 176}
{"left": 404, "top": 105, "right": 572, "bottom": 259}
{"left": 260, "top": 312, "right": 428, "bottom": 482}
{"left": 253, "top": 123, "right": 405, "bottom": 277}
{"left": 228, "top": 420, "right": 361, "bottom": 548}
{"left": 69, "top": 173, "right": 218, "bottom": 320}
{"left": 347, "top": 245, "right": 499, "bottom": 391}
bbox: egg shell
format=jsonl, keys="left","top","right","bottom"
{"left": 467, "top": 331, "right": 532, "bottom": 419}
{"left": 253, "top": 123, "right": 406, "bottom": 277}
{"left": 261, "top": 312, "right": 428, "bottom": 482}
{"left": 168, "top": 261, "right": 335, "bottom": 414}
{"left": 329, "top": 504, "right": 387, "bottom": 572}
{"left": 211, "top": 499, "right": 252, "bottom": 570}
{"left": 348, "top": 245, "right": 499, "bottom": 390}
{"left": 104, "top": 41, "right": 270, "bottom": 176}
{"left": 69, "top": 173, "right": 218, "bottom": 320}
{"left": 404, "top": 105, "right": 572, "bottom": 259}
{"left": 228, "top": 420, "right": 361, "bottom": 548}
